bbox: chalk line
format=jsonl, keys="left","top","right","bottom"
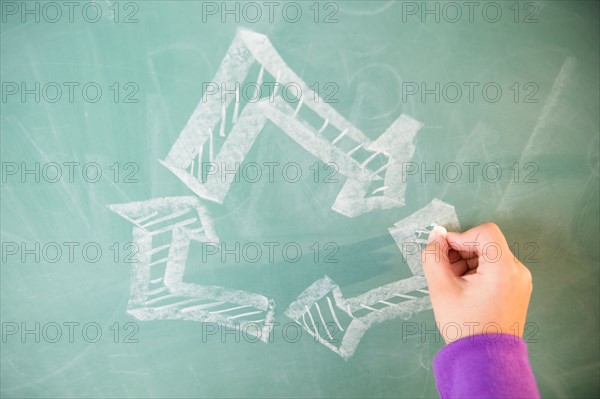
{"left": 496, "top": 57, "right": 575, "bottom": 212}
{"left": 161, "top": 28, "right": 423, "bottom": 217}
{"left": 107, "top": 196, "right": 276, "bottom": 342}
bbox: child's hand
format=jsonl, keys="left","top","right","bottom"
{"left": 421, "top": 223, "right": 533, "bottom": 343}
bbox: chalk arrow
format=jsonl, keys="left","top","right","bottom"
{"left": 161, "top": 28, "right": 422, "bottom": 217}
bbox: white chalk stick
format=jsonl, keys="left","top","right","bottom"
{"left": 432, "top": 224, "right": 448, "bottom": 237}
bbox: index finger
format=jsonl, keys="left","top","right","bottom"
{"left": 445, "top": 222, "right": 509, "bottom": 259}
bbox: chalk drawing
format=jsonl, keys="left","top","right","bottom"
{"left": 389, "top": 199, "right": 460, "bottom": 277}
{"left": 108, "top": 29, "right": 461, "bottom": 358}
{"left": 107, "top": 197, "right": 275, "bottom": 342}
{"left": 285, "top": 199, "right": 460, "bottom": 359}
{"left": 161, "top": 28, "right": 423, "bottom": 217}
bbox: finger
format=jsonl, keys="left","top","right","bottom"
{"left": 446, "top": 222, "right": 509, "bottom": 259}
{"left": 449, "top": 255, "right": 479, "bottom": 275}
{"left": 463, "top": 256, "right": 479, "bottom": 270}
{"left": 448, "top": 258, "right": 469, "bottom": 276}
{"left": 421, "top": 230, "right": 460, "bottom": 293}
{"left": 448, "top": 249, "right": 461, "bottom": 263}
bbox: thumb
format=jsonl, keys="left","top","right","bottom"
{"left": 421, "top": 229, "right": 459, "bottom": 293}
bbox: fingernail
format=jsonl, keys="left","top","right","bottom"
{"left": 428, "top": 225, "right": 448, "bottom": 243}
{"left": 433, "top": 224, "right": 448, "bottom": 237}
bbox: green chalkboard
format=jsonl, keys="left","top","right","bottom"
{"left": 1, "top": 1, "right": 598, "bottom": 398}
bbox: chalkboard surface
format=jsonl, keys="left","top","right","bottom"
{"left": 1, "top": 1, "right": 598, "bottom": 398}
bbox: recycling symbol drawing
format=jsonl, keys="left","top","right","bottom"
{"left": 108, "top": 29, "right": 460, "bottom": 359}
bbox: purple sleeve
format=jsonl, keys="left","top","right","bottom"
{"left": 433, "top": 334, "right": 540, "bottom": 399}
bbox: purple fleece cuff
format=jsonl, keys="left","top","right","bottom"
{"left": 433, "top": 334, "right": 540, "bottom": 399}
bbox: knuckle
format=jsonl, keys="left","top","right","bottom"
{"left": 480, "top": 222, "right": 507, "bottom": 249}
{"left": 482, "top": 222, "right": 502, "bottom": 236}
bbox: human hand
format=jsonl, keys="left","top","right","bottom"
{"left": 421, "top": 223, "right": 533, "bottom": 343}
